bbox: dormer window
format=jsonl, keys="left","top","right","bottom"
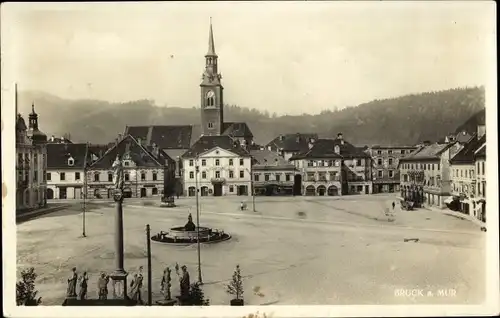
{"left": 68, "top": 157, "right": 74, "bottom": 166}
{"left": 124, "top": 161, "right": 130, "bottom": 167}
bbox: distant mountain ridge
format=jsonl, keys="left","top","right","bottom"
{"left": 16, "top": 86, "right": 485, "bottom": 146}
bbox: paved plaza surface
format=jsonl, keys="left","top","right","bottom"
{"left": 17, "top": 194, "right": 486, "bottom": 305}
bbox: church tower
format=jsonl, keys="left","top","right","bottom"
{"left": 200, "top": 18, "right": 224, "bottom": 136}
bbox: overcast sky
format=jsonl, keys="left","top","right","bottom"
{"left": 4, "top": 1, "right": 495, "bottom": 115}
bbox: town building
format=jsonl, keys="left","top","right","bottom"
{"left": 182, "top": 135, "right": 252, "bottom": 197}
{"left": 125, "top": 20, "right": 254, "bottom": 197}
{"left": 289, "top": 133, "right": 373, "bottom": 196}
{"left": 46, "top": 143, "right": 92, "bottom": 199}
{"left": 15, "top": 85, "right": 48, "bottom": 212}
{"left": 473, "top": 141, "right": 486, "bottom": 221}
{"left": 266, "top": 133, "right": 319, "bottom": 161}
{"left": 449, "top": 131, "right": 485, "bottom": 218}
{"left": 250, "top": 148, "right": 297, "bottom": 195}
{"left": 86, "top": 134, "right": 175, "bottom": 199}
{"left": 365, "top": 145, "right": 417, "bottom": 193}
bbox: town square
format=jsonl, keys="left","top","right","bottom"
{"left": 17, "top": 194, "right": 485, "bottom": 305}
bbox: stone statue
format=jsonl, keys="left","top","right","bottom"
{"left": 78, "top": 272, "right": 89, "bottom": 300}
{"left": 161, "top": 267, "right": 172, "bottom": 300}
{"left": 129, "top": 266, "right": 144, "bottom": 304}
{"left": 184, "top": 213, "right": 196, "bottom": 231}
{"left": 66, "top": 267, "right": 78, "bottom": 298}
{"left": 179, "top": 265, "right": 190, "bottom": 300}
{"left": 97, "top": 272, "right": 110, "bottom": 300}
{"left": 112, "top": 154, "right": 124, "bottom": 191}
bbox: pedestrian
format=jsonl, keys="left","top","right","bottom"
{"left": 392, "top": 201, "right": 395, "bottom": 210}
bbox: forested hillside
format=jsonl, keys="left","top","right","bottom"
{"left": 17, "top": 86, "right": 485, "bottom": 146}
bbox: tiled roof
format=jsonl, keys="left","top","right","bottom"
{"left": 90, "top": 135, "right": 165, "bottom": 169}
{"left": 47, "top": 143, "right": 90, "bottom": 169}
{"left": 290, "top": 138, "right": 371, "bottom": 160}
{"left": 88, "top": 144, "right": 111, "bottom": 157}
{"left": 450, "top": 135, "right": 485, "bottom": 164}
{"left": 250, "top": 149, "right": 295, "bottom": 169}
{"left": 182, "top": 135, "right": 250, "bottom": 158}
{"left": 125, "top": 125, "right": 193, "bottom": 149}
{"left": 222, "top": 122, "right": 254, "bottom": 138}
{"left": 266, "top": 133, "right": 319, "bottom": 152}
{"left": 400, "top": 143, "right": 452, "bottom": 161}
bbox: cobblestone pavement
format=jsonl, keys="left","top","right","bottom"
{"left": 18, "top": 194, "right": 485, "bottom": 305}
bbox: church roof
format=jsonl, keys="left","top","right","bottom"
{"left": 182, "top": 135, "right": 250, "bottom": 158}
{"left": 206, "top": 18, "right": 217, "bottom": 57}
{"left": 90, "top": 135, "right": 166, "bottom": 169}
{"left": 222, "top": 122, "right": 253, "bottom": 138}
{"left": 124, "top": 125, "right": 193, "bottom": 149}
{"left": 47, "top": 143, "right": 90, "bottom": 169}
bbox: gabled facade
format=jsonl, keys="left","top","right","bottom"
{"left": 46, "top": 143, "right": 93, "bottom": 199}
{"left": 366, "top": 145, "right": 417, "bottom": 193}
{"left": 250, "top": 148, "right": 297, "bottom": 196}
{"left": 290, "top": 133, "right": 372, "bottom": 196}
{"left": 182, "top": 135, "right": 252, "bottom": 196}
{"left": 15, "top": 84, "right": 48, "bottom": 212}
{"left": 87, "top": 134, "right": 175, "bottom": 199}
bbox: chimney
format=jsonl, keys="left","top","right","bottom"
{"left": 279, "top": 135, "right": 284, "bottom": 141}
{"left": 308, "top": 138, "right": 315, "bottom": 149}
{"left": 422, "top": 140, "right": 431, "bottom": 146}
{"left": 118, "top": 133, "right": 122, "bottom": 141}
{"left": 477, "top": 124, "right": 486, "bottom": 139}
{"left": 137, "top": 137, "right": 142, "bottom": 146}
{"left": 51, "top": 135, "right": 55, "bottom": 142}
{"left": 296, "top": 134, "right": 300, "bottom": 143}
{"left": 337, "top": 133, "right": 344, "bottom": 145}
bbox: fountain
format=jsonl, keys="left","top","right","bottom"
{"left": 151, "top": 213, "right": 231, "bottom": 245}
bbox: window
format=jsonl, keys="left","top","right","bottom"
{"left": 141, "top": 173, "right": 146, "bottom": 181}
{"left": 208, "top": 122, "right": 214, "bottom": 129}
{"left": 388, "top": 158, "right": 393, "bottom": 165}
{"left": 356, "top": 159, "right": 362, "bottom": 166}
{"left": 389, "top": 170, "right": 394, "bottom": 178}
{"left": 201, "top": 159, "right": 206, "bottom": 166}
{"left": 239, "top": 158, "right": 244, "bottom": 165}
{"left": 308, "top": 160, "right": 313, "bottom": 167}
{"left": 482, "top": 162, "right": 485, "bottom": 174}
{"left": 202, "top": 171, "right": 207, "bottom": 179}
{"left": 215, "top": 159, "right": 220, "bottom": 166}
{"left": 460, "top": 170, "right": 463, "bottom": 177}
{"left": 437, "top": 163, "right": 440, "bottom": 170}
{"left": 465, "top": 170, "right": 468, "bottom": 178}
{"left": 189, "top": 171, "right": 194, "bottom": 179}
{"left": 401, "top": 150, "right": 405, "bottom": 154}
{"left": 286, "top": 174, "right": 291, "bottom": 181}
{"left": 47, "top": 172, "right": 51, "bottom": 181}
{"left": 61, "top": 172, "right": 66, "bottom": 181}
{"left": 125, "top": 173, "right": 130, "bottom": 181}
{"left": 276, "top": 174, "right": 281, "bottom": 182}
{"left": 265, "top": 174, "right": 270, "bottom": 181}
{"left": 229, "top": 171, "right": 234, "bottom": 178}
{"left": 432, "top": 164, "right": 435, "bottom": 171}
{"left": 108, "top": 173, "right": 113, "bottom": 182}
{"left": 215, "top": 171, "right": 220, "bottom": 178}
{"left": 254, "top": 174, "right": 260, "bottom": 181}
{"left": 239, "top": 171, "right": 244, "bottom": 178}
{"left": 75, "top": 172, "right": 81, "bottom": 180}
{"left": 68, "top": 158, "right": 74, "bottom": 166}
{"left": 378, "top": 171, "right": 383, "bottom": 178}
{"left": 377, "top": 150, "right": 382, "bottom": 155}
{"left": 33, "top": 171, "right": 38, "bottom": 182}
{"left": 403, "top": 174, "right": 408, "bottom": 182}
{"left": 153, "top": 173, "right": 157, "bottom": 181}
{"left": 229, "top": 159, "right": 233, "bottom": 166}
{"left": 388, "top": 150, "right": 393, "bottom": 155}
{"left": 377, "top": 159, "right": 383, "bottom": 165}
{"left": 229, "top": 185, "right": 234, "bottom": 193}
{"left": 124, "top": 161, "right": 129, "bottom": 166}
{"left": 189, "top": 160, "right": 194, "bottom": 167}
{"left": 94, "top": 173, "right": 99, "bottom": 182}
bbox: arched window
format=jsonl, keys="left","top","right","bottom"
{"left": 206, "top": 90, "right": 215, "bottom": 107}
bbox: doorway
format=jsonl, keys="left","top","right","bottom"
{"left": 59, "top": 187, "right": 67, "bottom": 199}
{"left": 213, "top": 183, "right": 223, "bottom": 196}
{"left": 46, "top": 188, "right": 54, "bottom": 199}
{"left": 365, "top": 185, "right": 369, "bottom": 194}
{"left": 317, "top": 185, "right": 326, "bottom": 196}
{"left": 140, "top": 188, "right": 147, "bottom": 198}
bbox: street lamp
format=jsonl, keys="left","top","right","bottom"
{"left": 194, "top": 163, "right": 203, "bottom": 284}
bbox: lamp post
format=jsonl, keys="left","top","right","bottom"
{"left": 194, "top": 163, "right": 203, "bottom": 284}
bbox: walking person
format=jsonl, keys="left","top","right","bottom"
{"left": 392, "top": 201, "right": 395, "bottom": 210}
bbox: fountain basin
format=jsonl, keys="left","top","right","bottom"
{"left": 151, "top": 227, "right": 231, "bottom": 245}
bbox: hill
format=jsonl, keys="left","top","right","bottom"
{"left": 16, "top": 86, "right": 485, "bottom": 146}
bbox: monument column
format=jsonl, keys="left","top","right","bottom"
{"left": 109, "top": 154, "right": 128, "bottom": 300}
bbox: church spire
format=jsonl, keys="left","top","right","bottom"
{"left": 206, "top": 17, "right": 217, "bottom": 57}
